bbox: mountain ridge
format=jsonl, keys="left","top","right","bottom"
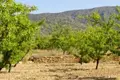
{"left": 29, "top": 6, "right": 118, "bottom": 31}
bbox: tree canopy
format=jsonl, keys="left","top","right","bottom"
{"left": 0, "top": 0, "right": 43, "bottom": 72}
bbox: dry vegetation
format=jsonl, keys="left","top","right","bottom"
{"left": 0, "top": 62, "right": 119, "bottom": 80}
{"left": 0, "top": 50, "right": 120, "bottom": 80}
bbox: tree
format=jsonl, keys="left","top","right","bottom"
{"left": 0, "top": 0, "right": 43, "bottom": 72}
{"left": 74, "top": 30, "right": 92, "bottom": 64}
{"left": 36, "top": 35, "right": 51, "bottom": 50}
{"left": 87, "top": 27, "right": 109, "bottom": 69}
{"left": 112, "top": 6, "right": 120, "bottom": 56}
{"left": 86, "top": 11, "right": 118, "bottom": 69}
{"left": 50, "top": 24, "right": 75, "bottom": 54}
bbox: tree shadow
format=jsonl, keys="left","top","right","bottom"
{"left": 64, "top": 74, "right": 116, "bottom": 80}
{"left": 48, "top": 68, "right": 89, "bottom": 72}
{"left": 0, "top": 71, "right": 7, "bottom": 73}
{"left": 78, "top": 77, "right": 116, "bottom": 80}
{"left": 0, "top": 71, "right": 20, "bottom": 74}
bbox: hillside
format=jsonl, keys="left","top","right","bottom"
{"left": 29, "top": 6, "right": 117, "bottom": 30}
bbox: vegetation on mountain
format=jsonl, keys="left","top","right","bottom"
{"left": 29, "top": 6, "right": 117, "bottom": 31}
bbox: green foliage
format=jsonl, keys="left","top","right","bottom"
{"left": 0, "top": 0, "right": 42, "bottom": 72}
{"left": 74, "top": 30, "right": 92, "bottom": 64}
{"left": 82, "top": 55, "right": 91, "bottom": 63}
{"left": 36, "top": 35, "right": 51, "bottom": 50}
{"left": 49, "top": 24, "right": 76, "bottom": 54}
{"left": 31, "top": 6, "right": 120, "bottom": 70}
{"left": 86, "top": 10, "right": 119, "bottom": 69}
{"left": 110, "top": 6, "right": 120, "bottom": 56}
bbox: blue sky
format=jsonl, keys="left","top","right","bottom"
{"left": 15, "top": 0, "right": 120, "bottom": 13}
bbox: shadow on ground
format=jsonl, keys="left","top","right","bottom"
{"left": 54, "top": 74, "right": 116, "bottom": 80}
{"left": 78, "top": 77, "right": 116, "bottom": 80}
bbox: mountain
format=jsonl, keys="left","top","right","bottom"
{"left": 28, "top": 6, "right": 117, "bottom": 31}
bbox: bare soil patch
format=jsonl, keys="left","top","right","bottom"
{"left": 0, "top": 62, "right": 119, "bottom": 80}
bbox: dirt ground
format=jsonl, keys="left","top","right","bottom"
{"left": 0, "top": 61, "right": 119, "bottom": 80}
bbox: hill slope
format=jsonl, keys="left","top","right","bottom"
{"left": 29, "top": 6, "right": 117, "bottom": 30}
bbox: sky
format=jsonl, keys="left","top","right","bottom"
{"left": 15, "top": 0, "right": 120, "bottom": 14}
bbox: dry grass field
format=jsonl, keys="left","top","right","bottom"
{"left": 0, "top": 62, "right": 120, "bottom": 80}
{"left": 0, "top": 50, "right": 119, "bottom": 80}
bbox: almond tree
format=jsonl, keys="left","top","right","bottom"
{"left": 0, "top": 0, "right": 43, "bottom": 72}
{"left": 74, "top": 30, "right": 92, "bottom": 64}
{"left": 86, "top": 11, "right": 118, "bottom": 69}
{"left": 50, "top": 25, "right": 76, "bottom": 54}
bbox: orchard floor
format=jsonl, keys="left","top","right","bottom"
{"left": 0, "top": 62, "right": 120, "bottom": 80}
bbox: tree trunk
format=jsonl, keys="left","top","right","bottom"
{"left": 0, "top": 67, "right": 3, "bottom": 71}
{"left": 63, "top": 51, "right": 65, "bottom": 55}
{"left": 8, "top": 63, "right": 11, "bottom": 73}
{"left": 0, "top": 63, "right": 6, "bottom": 72}
{"left": 13, "top": 49, "right": 30, "bottom": 67}
{"left": 80, "top": 57, "right": 83, "bottom": 65}
{"left": 118, "top": 55, "right": 120, "bottom": 65}
{"left": 0, "top": 62, "right": 4, "bottom": 71}
{"left": 96, "top": 58, "right": 100, "bottom": 69}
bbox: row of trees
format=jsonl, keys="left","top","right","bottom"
{"left": 0, "top": 0, "right": 120, "bottom": 72}
{"left": 36, "top": 7, "right": 120, "bottom": 69}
